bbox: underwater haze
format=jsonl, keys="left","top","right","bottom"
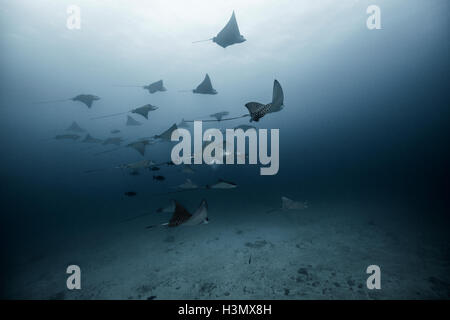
{"left": 0, "top": 0, "right": 449, "bottom": 299}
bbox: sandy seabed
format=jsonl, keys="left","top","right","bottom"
{"left": 4, "top": 200, "right": 450, "bottom": 300}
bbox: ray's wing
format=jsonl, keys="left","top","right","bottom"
{"left": 216, "top": 11, "right": 241, "bottom": 42}
{"left": 157, "top": 123, "right": 178, "bottom": 141}
{"left": 85, "top": 99, "right": 94, "bottom": 108}
{"left": 148, "top": 80, "right": 165, "bottom": 93}
{"left": 128, "top": 142, "right": 146, "bottom": 156}
{"left": 169, "top": 202, "right": 192, "bottom": 227}
{"left": 268, "top": 80, "right": 284, "bottom": 113}
{"left": 74, "top": 96, "right": 94, "bottom": 108}
{"left": 245, "top": 102, "right": 264, "bottom": 115}
{"left": 195, "top": 74, "right": 214, "bottom": 92}
{"left": 67, "top": 121, "right": 85, "bottom": 132}
{"left": 184, "top": 199, "right": 208, "bottom": 226}
{"left": 126, "top": 115, "right": 142, "bottom": 126}
{"left": 132, "top": 106, "right": 150, "bottom": 119}
{"left": 281, "top": 196, "right": 294, "bottom": 210}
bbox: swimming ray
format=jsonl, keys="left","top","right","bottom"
{"left": 131, "top": 104, "right": 158, "bottom": 119}
{"left": 184, "top": 114, "right": 249, "bottom": 122}
{"left": 113, "top": 80, "right": 167, "bottom": 94}
{"left": 91, "top": 104, "right": 158, "bottom": 120}
{"left": 72, "top": 94, "right": 101, "bottom": 108}
{"left": 177, "top": 118, "right": 190, "bottom": 129}
{"left": 146, "top": 199, "right": 209, "bottom": 229}
{"left": 206, "top": 179, "right": 238, "bottom": 189}
{"left": 193, "top": 74, "right": 217, "bottom": 95}
{"left": 245, "top": 80, "right": 284, "bottom": 122}
{"left": 66, "top": 121, "right": 85, "bottom": 133}
{"left": 193, "top": 11, "right": 246, "bottom": 48}
{"left": 210, "top": 111, "right": 230, "bottom": 121}
{"left": 34, "top": 94, "right": 100, "bottom": 108}
{"left": 127, "top": 139, "right": 152, "bottom": 156}
{"left": 126, "top": 115, "right": 142, "bottom": 126}
{"left": 154, "top": 178, "right": 237, "bottom": 196}
{"left": 175, "top": 178, "right": 199, "bottom": 190}
{"left": 144, "top": 80, "right": 167, "bottom": 94}
{"left": 94, "top": 137, "right": 153, "bottom": 156}
{"left": 117, "top": 159, "right": 156, "bottom": 170}
{"left": 153, "top": 123, "right": 178, "bottom": 141}
{"left": 266, "top": 196, "right": 309, "bottom": 213}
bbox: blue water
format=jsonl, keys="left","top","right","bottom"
{"left": 0, "top": 0, "right": 449, "bottom": 299}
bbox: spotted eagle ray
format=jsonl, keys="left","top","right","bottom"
{"left": 152, "top": 123, "right": 179, "bottom": 142}
{"left": 206, "top": 179, "right": 238, "bottom": 189}
{"left": 91, "top": 104, "right": 158, "bottom": 120}
{"left": 192, "top": 74, "right": 217, "bottom": 95}
{"left": 177, "top": 118, "right": 190, "bottom": 129}
{"left": 176, "top": 178, "right": 199, "bottom": 190}
{"left": 146, "top": 199, "right": 209, "bottom": 228}
{"left": 34, "top": 94, "right": 100, "bottom": 108}
{"left": 184, "top": 113, "right": 249, "bottom": 123}
{"left": 94, "top": 124, "right": 175, "bottom": 156}
{"left": 66, "top": 121, "right": 85, "bottom": 133}
{"left": 267, "top": 196, "right": 309, "bottom": 213}
{"left": 126, "top": 115, "right": 142, "bottom": 126}
{"left": 245, "top": 80, "right": 284, "bottom": 122}
{"left": 116, "top": 159, "right": 156, "bottom": 170}
{"left": 114, "top": 80, "right": 167, "bottom": 94}
{"left": 210, "top": 111, "right": 230, "bottom": 121}
{"left": 94, "top": 137, "right": 155, "bottom": 156}
{"left": 126, "top": 139, "right": 155, "bottom": 156}
{"left": 193, "top": 11, "right": 246, "bottom": 48}
{"left": 156, "top": 178, "right": 237, "bottom": 195}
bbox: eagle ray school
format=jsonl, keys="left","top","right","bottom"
{"left": 170, "top": 121, "right": 279, "bottom": 176}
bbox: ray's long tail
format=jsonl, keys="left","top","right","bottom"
{"left": 32, "top": 98, "right": 70, "bottom": 104}
{"left": 184, "top": 114, "right": 249, "bottom": 122}
{"left": 192, "top": 38, "right": 213, "bottom": 44}
{"left": 91, "top": 111, "right": 129, "bottom": 120}
{"left": 112, "top": 85, "right": 144, "bottom": 88}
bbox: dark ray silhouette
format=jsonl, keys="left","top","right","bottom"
{"left": 193, "top": 11, "right": 246, "bottom": 48}
{"left": 114, "top": 80, "right": 167, "bottom": 94}
{"left": 146, "top": 200, "right": 209, "bottom": 229}
{"left": 126, "top": 115, "right": 142, "bottom": 126}
{"left": 245, "top": 80, "right": 284, "bottom": 122}
{"left": 33, "top": 94, "right": 100, "bottom": 108}
{"left": 193, "top": 74, "right": 217, "bottom": 94}
{"left": 91, "top": 104, "right": 158, "bottom": 120}
{"left": 66, "top": 121, "right": 85, "bottom": 133}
